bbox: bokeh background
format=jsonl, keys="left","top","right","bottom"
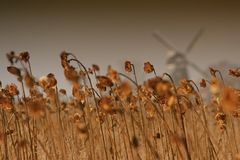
{"left": 1, "top": 0, "right": 240, "bottom": 89}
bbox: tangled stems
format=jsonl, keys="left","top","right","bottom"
{"left": 67, "top": 57, "right": 109, "bottom": 160}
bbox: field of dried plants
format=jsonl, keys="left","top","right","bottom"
{"left": 1, "top": 51, "right": 240, "bottom": 160}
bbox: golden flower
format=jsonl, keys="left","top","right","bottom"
{"left": 60, "top": 51, "right": 70, "bottom": 68}
{"left": 166, "top": 95, "right": 176, "bottom": 108}
{"left": 38, "top": 76, "right": 49, "bottom": 89}
{"left": 29, "top": 89, "right": 42, "bottom": 98}
{"left": 39, "top": 73, "right": 57, "bottom": 90}
{"left": 72, "top": 84, "right": 85, "bottom": 101}
{"left": 177, "top": 79, "right": 194, "bottom": 95}
{"left": 5, "top": 83, "right": 18, "bottom": 96}
{"left": 99, "top": 96, "right": 114, "bottom": 112}
{"left": 144, "top": 76, "right": 162, "bottom": 92}
{"left": 115, "top": 82, "right": 132, "bottom": 101}
{"left": 210, "top": 76, "right": 221, "bottom": 94}
{"left": 107, "top": 66, "right": 119, "bottom": 82}
{"left": 144, "top": 62, "right": 154, "bottom": 73}
{"left": 220, "top": 86, "right": 239, "bottom": 112}
{"left": 24, "top": 72, "right": 35, "bottom": 88}
{"left": 64, "top": 66, "right": 79, "bottom": 82}
{"left": 178, "top": 96, "right": 191, "bottom": 114}
{"left": 124, "top": 61, "right": 132, "bottom": 72}
{"left": 96, "top": 76, "right": 113, "bottom": 88}
{"left": 155, "top": 80, "right": 172, "bottom": 96}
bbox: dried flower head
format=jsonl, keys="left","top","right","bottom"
{"left": 229, "top": 68, "right": 240, "bottom": 77}
{"left": 220, "top": 86, "right": 239, "bottom": 112}
{"left": 64, "top": 66, "right": 79, "bottom": 82}
{"left": 155, "top": 80, "right": 172, "bottom": 96}
{"left": 178, "top": 79, "right": 194, "bottom": 95}
{"left": 144, "top": 62, "right": 154, "bottom": 73}
{"left": 124, "top": 61, "right": 132, "bottom": 72}
{"left": 19, "top": 51, "right": 30, "bottom": 62}
{"left": 60, "top": 51, "right": 70, "bottom": 68}
{"left": 72, "top": 84, "right": 85, "bottom": 102}
{"left": 39, "top": 73, "right": 57, "bottom": 90}
{"left": 24, "top": 72, "right": 35, "bottom": 88}
{"left": 210, "top": 76, "right": 221, "bottom": 94}
{"left": 115, "top": 82, "right": 132, "bottom": 101}
{"left": 107, "top": 66, "right": 119, "bottom": 82}
{"left": 96, "top": 76, "right": 113, "bottom": 88}
{"left": 144, "top": 76, "right": 162, "bottom": 92}
{"left": 92, "top": 64, "right": 100, "bottom": 72}
{"left": 5, "top": 83, "right": 18, "bottom": 96}
{"left": 199, "top": 79, "right": 207, "bottom": 88}
{"left": 99, "top": 96, "right": 114, "bottom": 113}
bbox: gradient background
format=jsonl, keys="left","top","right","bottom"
{"left": 1, "top": 0, "right": 240, "bottom": 89}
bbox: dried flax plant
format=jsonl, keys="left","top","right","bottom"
{"left": 0, "top": 51, "right": 240, "bottom": 160}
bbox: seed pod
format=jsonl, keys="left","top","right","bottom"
{"left": 124, "top": 61, "right": 132, "bottom": 72}
{"left": 7, "top": 66, "right": 21, "bottom": 77}
{"left": 144, "top": 62, "right": 154, "bottom": 73}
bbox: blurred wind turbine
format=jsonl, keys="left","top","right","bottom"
{"left": 153, "top": 28, "right": 207, "bottom": 84}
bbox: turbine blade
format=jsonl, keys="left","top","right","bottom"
{"left": 185, "top": 28, "right": 205, "bottom": 54}
{"left": 152, "top": 31, "right": 177, "bottom": 51}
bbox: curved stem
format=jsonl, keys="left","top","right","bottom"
{"left": 119, "top": 73, "right": 138, "bottom": 87}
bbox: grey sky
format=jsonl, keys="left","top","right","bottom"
{"left": 0, "top": 1, "right": 240, "bottom": 89}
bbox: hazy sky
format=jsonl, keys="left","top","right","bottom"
{"left": 0, "top": 1, "right": 240, "bottom": 89}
